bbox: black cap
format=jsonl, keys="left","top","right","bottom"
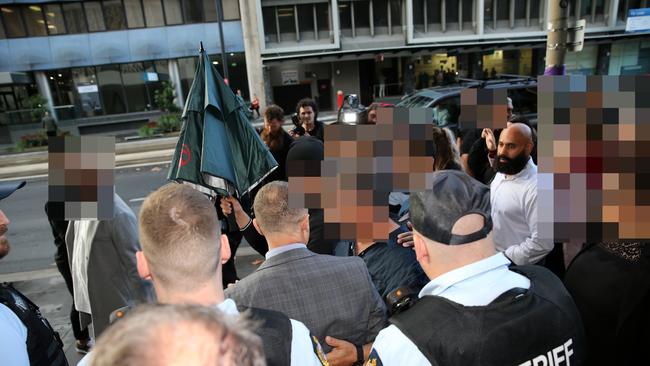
{"left": 0, "top": 180, "right": 26, "bottom": 201}
{"left": 410, "top": 171, "right": 491, "bottom": 245}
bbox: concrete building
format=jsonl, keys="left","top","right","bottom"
{"left": 240, "top": 0, "right": 650, "bottom": 114}
{"left": 0, "top": 0, "right": 246, "bottom": 144}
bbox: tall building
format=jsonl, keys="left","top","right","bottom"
{"left": 241, "top": 0, "right": 650, "bottom": 113}
{"left": 0, "top": 0, "right": 246, "bottom": 144}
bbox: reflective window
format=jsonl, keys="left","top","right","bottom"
{"left": 97, "top": 64, "right": 127, "bottom": 115}
{"left": 84, "top": 2, "right": 106, "bottom": 32}
{"left": 0, "top": 15, "right": 5, "bottom": 38}
{"left": 124, "top": 0, "right": 146, "bottom": 28}
{"left": 63, "top": 2, "right": 87, "bottom": 34}
{"left": 121, "top": 62, "right": 149, "bottom": 112}
{"left": 23, "top": 5, "right": 48, "bottom": 36}
{"left": 339, "top": 2, "right": 352, "bottom": 36}
{"left": 316, "top": 3, "right": 330, "bottom": 33}
{"left": 426, "top": 0, "right": 442, "bottom": 28}
{"left": 182, "top": 0, "right": 203, "bottom": 23}
{"left": 72, "top": 67, "right": 103, "bottom": 117}
{"left": 178, "top": 56, "right": 198, "bottom": 100}
{"left": 391, "top": 0, "right": 402, "bottom": 27}
{"left": 262, "top": 7, "right": 277, "bottom": 43}
{"left": 1, "top": 6, "right": 27, "bottom": 37}
{"left": 354, "top": 1, "right": 370, "bottom": 29}
{"left": 374, "top": 0, "right": 389, "bottom": 29}
{"left": 103, "top": 0, "right": 127, "bottom": 30}
{"left": 144, "top": 60, "right": 171, "bottom": 106}
{"left": 223, "top": 0, "right": 240, "bottom": 20}
{"left": 297, "top": 5, "right": 314, "bottom": 39}
{"left": 277, "top": 6, "right": 296, "bottom": 41}
{"left": 497, "top": 0, "right": 509, "bottom": 22}
{"left": 203, "top": 0, "right": 218, "bottom": 22}
{"left": 44, "top": 4, "right": 67, "bottom": 35}
{"left": 163, "top": 0, "right": 183, "bottom": 25}
{"left": 143, "top": 0, "right": 165, "bottom": 27}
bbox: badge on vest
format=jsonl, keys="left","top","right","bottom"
{"left": 311, "top": 335, "right": 330, "bottom": 366}
{"left": 365, "top": 349, "right": 383, "bottom": 366}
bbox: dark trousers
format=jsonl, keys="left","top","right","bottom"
{"left": 54, "top": 243, "right": 89, "bottom": 341}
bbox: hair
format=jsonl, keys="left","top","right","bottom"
{"left": 138, "top": 183, "right": 220, "bottom": 292}
{"left": 432, "top": 127, "right": 464, "bottom": 172}
{"left": 253, "top": 181, "right": 307, "bottom": 236}
{"left": 90, "top": 304, "right": 265, "bottom": 366}
{"left": 295, "top": 98, "right": 318, "bottom": 119}
{"left": 263, "top": 104, "right": 284, "bottom": 122}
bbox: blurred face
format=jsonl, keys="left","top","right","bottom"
{"left": 367, "top": 110, "right": 378, "bottom": 125}
{"left": 0, "top": 209, "right": 10, "bottom": 259}
{"left": 299, "top": 106, "right": 315, "bottom": 127}
{"left": 264, "top": 117, "right": 283, "bottom": 134}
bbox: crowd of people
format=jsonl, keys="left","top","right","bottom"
{"left": 0, "top": 95, "right": 648, "bottom": 366}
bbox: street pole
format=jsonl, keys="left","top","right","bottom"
{"left": 544, "top": 0, "right": 571, "bottom": 75}
{"left": 215, "top": 0, "right": 229, "bottom": 83}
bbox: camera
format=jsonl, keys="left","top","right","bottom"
{"left": 291, "top": 113, "right": 306, "bottom": 136}
{"left": 385, "top": 286, "right": 418, "bottom": 316}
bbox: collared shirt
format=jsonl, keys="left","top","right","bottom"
{"left": 490, "top": 158, "right": 550, "bottom": 265}
{"left": 367, "top": 253, "right": 531, "bottom": 366}
{"left": 265, "top": 243, "right": 306, "bottom": 260}
{"left": 0, "top": 304, "right": 28, "bottom": 366}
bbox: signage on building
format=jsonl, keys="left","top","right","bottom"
{"left": 281, "top": 70, "right": 299, "bottom": 85}
{"left": 144, "top": 72, "right": 159, "bottom": 82}
{"left": 77, "top": 85, "right": 99, "bottom": 94}
{"left": 626, "top": 8, "right": 650, "bottom": 33}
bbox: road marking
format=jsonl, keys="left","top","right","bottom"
{"left": 129, "top": 197, "right": 146, "bottom": 202}
{"left": 0, "top": 161, "right": 172, "bottom": 182}
{"left": 0, "top": 268, "right": 59, "bottom": 282}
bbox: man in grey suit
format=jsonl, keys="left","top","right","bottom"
{"left": 66, "top": 193, "right": 155, "bottom": 338}
{"left": 226, "top": 181, "right": 387, "bottom": 365}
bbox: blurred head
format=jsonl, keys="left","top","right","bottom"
{"left": 0, "top": 181, "right": 25, "bottom": 260}
{"left": 90, "top": 304, "right": 265, "bottom": 366}
{"left": 506, "top": 97, "right": 514, "bottom": 121}
{"left": 263, "top": 105, "right": 284, "bottom": 134}
{"left": 367, "top": 104, "right": 379, "bottom": 125}
{"left": 496, "top": 123, "right": 533, "bottom": 176}
{"left": 253, "top": 181, "right": 309, "bottom": 246}
{"left": 296, "top": 98, "right": 318, "bottom": 127}
{"left": 137, "top": 183, "right": 230, "bottom": 296}
{"left": 432, "top": 127, "right": 463, "bottom": 172}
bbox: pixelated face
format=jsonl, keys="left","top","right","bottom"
{"left": 0, "top": 209, "right": 9, "bottom": 259}
{"left": 288, "top": 107, "right": 434, "bottom": 242}
{"left": 459, "top": 88, "right": 508, "bottom": 130}
{"left": 538, "top": 75, "right": 650, "bottom": 243}
{"left": 264, "top": 117, "right": 283, "bottom": 133}
{"left": 48, "top": 136, "right": 115, "bottom": 220}
{"left": 299, "top": 106, "right": 315, "bottom": 125}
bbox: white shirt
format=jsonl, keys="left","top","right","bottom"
{"left": 368, "top": 253, "right": 531, "bottom": 365}
{"left": 490, "top": 158, "right": 550, "bottom": 265}
{"left": 71, "top": 220, "right": 99, "bottom": 314}
{"left": 0, "top": 304, "right": 29, "bottom": 366}
{"left": 265, "top": 243, "right": 306, "bottom": 260}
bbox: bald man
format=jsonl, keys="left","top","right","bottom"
{"left": 490, "top": 123, "right": 550, "bottom": 265}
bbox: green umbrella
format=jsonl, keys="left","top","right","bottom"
{"left": 168, "top": 44, "right": 277, "bottom": 199}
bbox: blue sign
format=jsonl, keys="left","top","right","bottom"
{"left": 626, "top": 8, "right": 650, "bottom": 33}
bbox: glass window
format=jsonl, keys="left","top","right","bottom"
{"left": 178, "top": 56, "right": 198, "bottom": 100}
{"left": 1, "top": 6, "right": 27, "bottom": 37}
{"left": 97, "top": 64, "right": 127, "bottom": 114}
{"left": 203, "top": 0, "right": 217, "bottom": 22}
{"left": 445, "top": 0, "right": 459, "bottom": 25}
{"left": 72, "top": 67, "right": 103, "bottom": 117}
{"left": 412, "top": 0, "right": 424, "bottom": 32}
{"left": 182, "top": 0, "right": 203, "bottom": 23}
{"left": 143, "top": 0, "right": 165, "bottom": 27}
{"left": 374, "top": 0, "right": 389, "bottom": 28}
{"left": 103, "top": 0, "right": 127, "bottom": 30}
{"left": 223, "top": 0, "right": 240, "bottom": 20}
{"left": 121, "top": 62, "right": 149, "bottom": 112}
{"left": 163, "top": 0, "right": 183, "bottom": 25}
{"left": 391, "top": 0, "right": 402, "bottom": 26}
{"left": 0, "top": 15, "right": 5, "bottom": 39}
{"left": 530, "top": 0, "right": 541, "bottom": 19}
{"left": 297, "top": 5, "right": 314, "bottom": 34}
{"left": 262, "top": 7, "right": 277, "bottom": 43}
{"left": 462, "top": 0, "right": 473, "bottom": 25}
{"left": 426, "top": 0, "right": 441, "bottom": 26}
{"left": 277, "top": 6, "right": 296, "bottom": 41}
{"left": 354, "top": 1, "right": 370, "bottom": 29}
{"left": 63, "top": 3, "right": 87, "bottom": 34}
{"left": 44, "top": 4, "right": 67, "bottom": 35}
{"left": 497, "top": 0, "right": 509, "bottom": 21}
{"left": 124, "top": 0, "right": 145, "bottom": 28}
{"left": 84, "top": 2, "right": 106, "bottom": 32}
{"left": 316, "top": 3, "right": 330, "bottom": 32}
{"left": 339, "top": 2, "right": 352, "bottom": 36}
{"left": 23, "top": 5, "right": 48, "bottom": 36}
{"left": 47, "top": 69, "right": 74, "bottom": 107}
{"left": 144, "top": 60, "right": 170, "bottom": 107}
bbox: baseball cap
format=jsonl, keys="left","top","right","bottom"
{"left": 410, "top": 170, "right": 491, "bottom": 245}
{"left": 0, "top": 180, "right": 26, "bottom": 202}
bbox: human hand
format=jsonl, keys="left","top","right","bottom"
{"left": 220, "top": 196, "right": 243, "bottom": 216}
{"left": 481, "top": 128, "right": 496, "bottom": 152}
{"left": 397, "top": 222, "right": 414, "bottom": 248}
{"left": 325, "top": 336, "right": 357, "bottom": 366}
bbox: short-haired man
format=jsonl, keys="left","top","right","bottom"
{"left": 226, "top": 181, "right": 387, "bottom": 365}
{"left": 366, "top": 170, "right": 586, "bottom": 365}
{"left": 135, "top": 183, "right": 327, "bottom": 366}
{"left": 89, "top": 304, "right": 265, "bottom": 366}
{"left": 489, "top": 123, "right": 550, "bottom": 265}
{"left": 1, "top": 181, "right": 68, "bottom": 366}
{"left": 291, "top": 98, "right": 324, "bottom": 141}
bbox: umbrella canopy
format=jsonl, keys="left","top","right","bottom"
{"left": 168, "top": 45, "right": 277, "bottom": 198}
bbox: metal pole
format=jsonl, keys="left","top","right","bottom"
{"left": 215, "top": 0, "right": 229, "bottom": 81}
{"left": 544, "top": 0, "right": 571, "bottom": 75}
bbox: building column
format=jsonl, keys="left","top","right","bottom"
{"left": 239, "top": 0, "right": 268, "bottom": 108}
{"left": 34, "top": 71, "right": 57, "bottom": 121}
{"left": 168, "top": 59, "right": 185, "bottom": 110}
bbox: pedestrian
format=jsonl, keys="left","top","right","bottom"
{"left": 1, "top": 181, "right": 68, "bottom": 366}
{"left": 289, "top": 98, "right": 324, "bottom": 141}
{"left": 367, "top": 170, "right": 586, "bottom": 365}
{"left": 42, "top": 111, "right": 58, "bottom": 138}
{"left": 250, "top": 94, "right": 260, "bottom": 118}
{"left": 432, "top": 126, "right": 463, "bottom": 172}
{"left": 258, "top": 104, "right": 292, "bottom": 182}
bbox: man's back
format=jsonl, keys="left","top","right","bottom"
{"left": 225, "top": 247, "right": 386, "bottom": 351}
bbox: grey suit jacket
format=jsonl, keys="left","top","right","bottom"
{"left": 65, "top": 194, "right": 154, "bottom": 337}
{"left": 225, "top": 247, "right": 387, "bottom": 352}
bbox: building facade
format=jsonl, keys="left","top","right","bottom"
{"left": 241, "top": 0, "right": 650, "bottom": 114}
{"left": 0, "top": 0, "right": 245, "bottom": 144}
